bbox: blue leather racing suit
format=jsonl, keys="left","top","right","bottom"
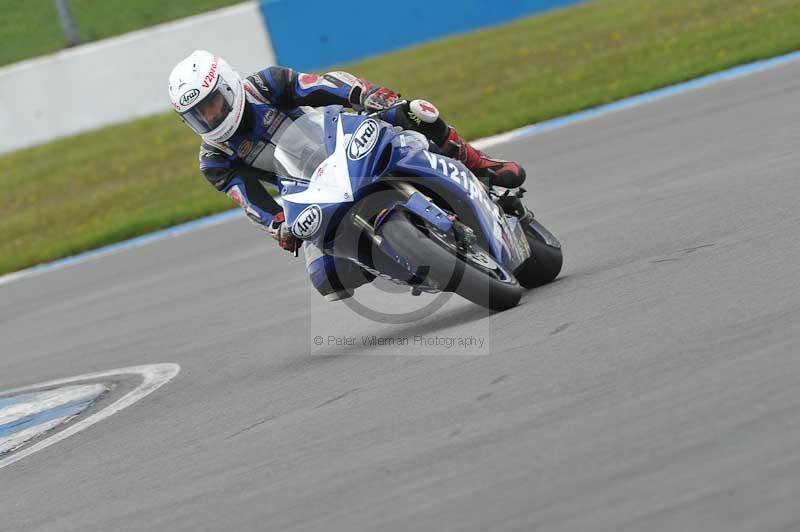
{"left": 198, "top": 66, "right": 449, "bottom": 298}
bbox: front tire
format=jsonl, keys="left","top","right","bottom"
{"left": 377, "top": 211, "right": 522, "bottom": 311}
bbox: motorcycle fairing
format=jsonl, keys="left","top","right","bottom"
{"left": 279, "top": 106, "right": 530, "bottom": 271}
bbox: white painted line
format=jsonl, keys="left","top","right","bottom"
{"left": 0, "top": 209, "right": 243, "bottom": 288}
{"left": 0, "top": 384, "right": 108, "bottom": 454}
{"left": 1, "top": 418, "right": 72, "bottom": 455}
{"left": 1, "top": 49, "right": 799, "bottom": 288}
{"left": 0, "top": 383, "right": 107, "bottom": 425}
{"left": 0, "top": 363, "right": 180, "bottom": 469}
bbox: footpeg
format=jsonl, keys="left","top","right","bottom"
{"left": 452, "top": 222, "right": 477, "bottom": 248}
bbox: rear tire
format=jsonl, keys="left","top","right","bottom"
{"left": 377, "top": 211, "right": 522, "bottom": 311}
{"left": 514, "top": 217, "right": 563, "bottom": 289}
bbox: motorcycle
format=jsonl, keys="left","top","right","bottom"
{"left": 274, "top": 104, "right": 562, "bottom": 311}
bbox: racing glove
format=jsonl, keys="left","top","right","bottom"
{"left": 268, "top": 211, "right": 299, "bottom": 253}
{"left": 359, "top": 85, "right": 400, "bottom": 113}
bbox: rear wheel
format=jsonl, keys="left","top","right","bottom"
{"left": 377, "top": 211, "right": 522, "bottom": 311}
{"left": 514, "top": 217, "right": 563, "bottom": 289}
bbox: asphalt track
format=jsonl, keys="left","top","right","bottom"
{"left": 2, "top": 59, "right": 800, "bottom": 531}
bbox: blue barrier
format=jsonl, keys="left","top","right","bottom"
{"left": 259, "top": 0, "right": 586, "bottom": 71}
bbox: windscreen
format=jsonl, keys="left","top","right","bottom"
{"left": 272, "top": 109, "right": 329, "bottom": 179}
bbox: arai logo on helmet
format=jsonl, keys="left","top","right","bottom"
{"left": 179, "top": 89, "right": 200, "bottom": 107}
{"left": 347, "top": 119, "right": 379, "bottom": 160}
{"left": 291, "top": 205, "right": 322, "bottom": 238}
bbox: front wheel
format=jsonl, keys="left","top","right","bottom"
{"left": 376, "top": 211, "right": 522, "bottom": 311}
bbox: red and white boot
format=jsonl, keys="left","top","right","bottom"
{"left": 440, "top": 127, "right": 526, "bottom": 188}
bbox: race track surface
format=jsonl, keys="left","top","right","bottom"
{"left": 1, "top": 59, "right": 799, "bottom": 531}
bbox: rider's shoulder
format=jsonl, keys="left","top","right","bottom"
{"left": 247, "top": 66, "right": 293, "bottom": 96}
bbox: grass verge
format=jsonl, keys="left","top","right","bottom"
{"left": 0, "top": 0, "right": 245, "bottom": 67}
{"left": 1, "top": 0, "right": 799, "bottom": 275}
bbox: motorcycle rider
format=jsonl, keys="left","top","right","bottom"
{"left": 168, "top": 50, "right": 527, "bottom": 301}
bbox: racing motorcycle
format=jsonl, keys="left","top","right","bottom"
{"left": 275, "top": 104, "right": 562, "bottom": 311}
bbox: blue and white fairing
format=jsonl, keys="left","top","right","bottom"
{"left": 276, "top": 105, "right": 530, "bottom": 272}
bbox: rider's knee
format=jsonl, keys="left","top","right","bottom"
{"left": 307, "top": 254, "right": 373, "bottom": 298}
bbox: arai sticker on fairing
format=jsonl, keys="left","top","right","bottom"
{"left": 347, "top": 119, "right": 379, "bottom": 160}
{"left": 291, "top": 205, "right": 322, "bottom": 238}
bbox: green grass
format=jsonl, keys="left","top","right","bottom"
{"left": 350, "top": 0, "right": 800, "bottom": 140}
{"left": 0, "top": 0, "right": 244, "bottom": 66}
{"left": 1, "top": 0, "right": 799, "bottom": 275}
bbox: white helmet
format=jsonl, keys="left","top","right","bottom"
{"left": 168, "top": 50, "right": 245, "bottom": 143}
